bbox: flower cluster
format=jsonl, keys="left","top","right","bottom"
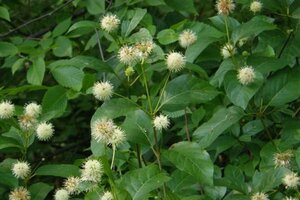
{"left": 9, "top": 187, "right": 30, "bottom": 200}
{"left": 251, "top": 192, "right": 269, "bottom": 200}
{"left": 12, "top": 161, "right": 31, "bottom": 179}
{"left": 216, "top": 0, "right": 235, "bottom": 16}
{"left": 273, "top": 150, "right": 293, "bottom": 168}
{"left": 166, "top": 52, "right": 186, "bottom": 73}
{"left": 179, "top": 29, "right": 197, "bottom": 48}
{"left": 100, "top": 14, "right": 120, "bottom": 33}
{"left": 153, "top": 114, "right": 170, "bottom": 131}
{"left": 237, "top": 66, "right": 256, "bottom": 85}
{"left": 0, "top": 100, "right": 15, "bottom": 119}
{"left": 93, "top": 81, "right": 114, "bottom": 101}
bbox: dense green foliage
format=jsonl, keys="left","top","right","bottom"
{"left": 0, "top": 0, "right": 300, "bottom": 199}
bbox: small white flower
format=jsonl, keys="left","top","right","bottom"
{"left": 100, "top": 14, "right": 120, "bottom": 33}
{"left": 216, "top": 0, "right": 235, "bottom": 16}
{"left": 153, "top": 114, "right": 170, "bottom": 131}
{"left": 92, "top": 81, "right": 114, "bottom": 101}
{"left": 250, "top": 1, "right": 262, "bottom": 13}
{"left": 283, "top": 172, "right": 300, "bottom": 188}
{"left": 101, "top": 191, "right": 114, "bottom": 200}
{"left": 284, "top": 197, "right": 297, "bottom": 200}
{"left": 91, "top": 118, "right": 116, "bottom": 144}
{"left": 12, "top": 161, "right": 31, "bottom": 179}
{"left": 237, "top": 66, "right": 256, "bottom": 85}
{"left": 24, "top": 102, "right": 41, "bottom": 117}
{"left": 273, "top": 151, "right": 293, "bottom": 168}
{"left": 110, "top": 127, "right": 126, "bottom": 146}
{"left": 118, "top": 45, "right": 139, "bottom": 65}
{"left": 36, "top": 122, "right": 54, "bottom": 141}
{"left": 19, "top": 115, "right": 37, "bottom": 130}
{"left": 81, "top": 159, "right": 103, "bottom": 183}
{"left": 166, "top": 52, "right": 186, "bottom": 73}
{"left": 221, "top": 43, "right": 236, "bottom": 59}
{"left": 251, "top": 192, "right": 269, "bottom": 200}
{"left": 54, "top": 189, "right": 69, "bottom": 200}
{"left": 135, "top": 41, "right": 155, "bottom": 59}
{"left": 179, "top": 29, "right": 197, "bottom": 48}
{"left": 9, "top": 187, "right": 30, "bottom": 200}
{"left": 64, "top": 176, "right": 80, "bottom": 195}
{"left": 0, "top": 100, "right": 15, "bottom": 119}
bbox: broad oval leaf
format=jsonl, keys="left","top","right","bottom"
{"left": 35, "top": 164, "right": 80, "bottom": 178}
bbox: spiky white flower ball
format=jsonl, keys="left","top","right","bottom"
{"left": 101, "top": 191, "right": 114, "bottom": 200}
{"left": 81, "top": 160, "right": 103, "bottom": 183}
{"left": 12, "top": 161, "right": 31, "bottom": 179}
{"left": 110, "top": 128, "right": 126, "bottom": 146}
{"left": 179, "top": 29, "right": 197, "bottom": 48}
{"left": 91, "top": 118, "right": 116, "bottom": 144}
{"left": 221, "top": 43, "right": 236, "bottom": 59}
{"left": 92, "top": 81, "right": 114, "bottom": 101}
{"left": 100, "top": 14, "right": 120, "bottom": 33}
{"left": 24, "top": 102, "right": 41, "bottom": 117}
{"left": 135, "top": 41, "right": 155, "bottom": 59}
{"left": 54, "top": 189, "right": 69, "bottom": 200}
{"left": 153, "top": 114, "right": 170, "bottom": 131}
{"left": 36, "top": 122, "right": 54, "bottom": 141}
{"left": 284, "top": 197, "right": 297, "bottom": 200}
{"left": 0, "top": 100, "right": 15, "bottom": 119}
{"left": 64, "top": 177, "right": 80, "bottom": 195}
{"left": 250, "top": 1, "right": 262, "bottom": 13}
{"left": 237, "top": 66, "right": 256, "bottom": 85}
{"left": 9, "top": 187, "right": 30, "bottom": 200}
{"left": 273, "top": 151, "right": 293, "bottom": 168}
{"left": 251, "top": 192, "right": 269, "bottom": 200}
{"left": 283, "top": 172, "right": 300, "bottom": 188}
{"left": 118, "top": 45, "right": 139, "bottom": 65}
{"left": 19, "top": 115, "right": 37, "bottom": 131}
{"left": 216, "top": 0, "right": 235, "bottom": 16}
{"left": 166, "top": 52, "right": 186, "bottom": 73}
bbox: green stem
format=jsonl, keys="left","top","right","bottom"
{"left": 224, "top": 16, "right": 230, "bottom": 43}
{"left": 110, "top": 144, "right": 116, "bottom": 169}
{"left": 154, "top": 72, "right": 170, "bottom": 114}
{"left": 141, "top": 62, "right": 153, "bottom": 114}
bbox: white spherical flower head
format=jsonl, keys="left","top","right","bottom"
{"left": 251, "top": 192, "right": 269, "bottom": 200}
{"left": 12, "top": 161, "right": 31, "bottom": 179}
{"left": 153, "top": 114, "right": 170, "bottom": 131}
{"left": 283, "top": 172, "right": 300, "bottom": 188}
{"left": 118, "top": 45, "right": 139, "bottom": 65}
{"left": 237, "top": 66, "right": 256, "bottom": 85}
{"left": 101, "top": 191, "right": 114, "bottom": 200}
{"left": 24, "top": 102, "right": 41, "bottom": 117}
{"left": 91, "top": 118, "right": 116, "bottom": 144}
{"left": 110, "top": 127, "right": 126, "bottom": 146}
{"left": 179, "top": 29, "right": 197, "bottom": 48}
{"left": 100, "top": 14, "right": 120, "bottom": 33}
{"left": 92, "top": 81, "right": 114, "bottom": 101}
{"left": 221, "top": 43, "right": 236, "bottom": 59}
{"left": 250, "top": 1, "right": 262, "bottom": 13}
{"left": 54, "top": 189, "right": 69, "bottom": 200}
{"left": 135, "top": 41, "right": 155, "bottom": 59}
{"left": 273, "top": 150, "right": 293, "bottom": 168}
{"left": 285, "top": 197, "right": 297, "bottom": 200}
{"left": 36, "top": 122, "right": 54, "bottom": 141}
{"left": 19, "top": 114, "right": 37, "bottom": 131}
{"left": 9, "top": 187, "right": 30, "bottom": 200}
{"left": 166, "top": 52, "right": 186, "bottom": 73}
{"left": 0, "top": 100, "right": 15, "bottom": 119}
{"left": 64, "top": 176, "right": 80, "bottom": 195}
{"left": 81, "top": 159, "right": 103, "bottom": 183}
{"left": 216, "top": 0, "right": 235, "bottom": 16}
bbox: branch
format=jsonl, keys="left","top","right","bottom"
{"left": 0, "top": 0, "right": 74, "bottom": 38}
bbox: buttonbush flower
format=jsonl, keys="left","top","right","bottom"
{"left": 12, "top": 161, "right": 31, "bottom": 179}
{"left": 0, "top": 100, "right": 15, "bottom": 119}
{"left": 81, "top": 159, "right": 103, "bottom": 183}
{"left": 166, "top": 52, "right": 186, "bottom": 73}
{"left": 100, "top": 14, "right": 120, "bottom": 33}
{"left": 36, "top": 122, "right": 54, "bottom": 141}
{"left": 216, "top": 0, "right": 235, "bottom": 16}
{"left": 135, "top": 40, "right": 155, "bottom": 59}
{"left": 283, "top": 172, "right": 300, "bottom": 189}
{"left": 179, "top": 29, "right": 197, "bottom": 48}
{"left": 92, "top": 81, "right": 113, "bottom": 101}
{"left": 64, "top": 176, "right": 80, "bottom": 195}
{"left": 91, "top": 118, "right": 116, "bottom": 144}
{"left": 250, "top": 1, "right": 262, "bottom": 13}
{"left": 273, "top": 151, "right": 293, "bottom": 168}
{"left": 251, "top": 192, "right": 269, "bottom": 200}
{"left": 9, "top": 187, "right": 30, "bottom": 200}
{"left": 118, "top": 45, "right": 139, "bottom": 65}
{"left": 101, "top": 191, "right": 114, "bottom": 200}
{"left": 54, "top": 189, "right": 69, "bottom": 200}
{"left": 221, "top": 43, "right": 236, "bottom": 59}
{"left": 24, "top": 102, "right": 41, "bottom": 117}
{"left": 237, "top": 66, "right": 256, "bottom": 85}
{"left": 153, "top": 114, "right": 170, "bottom": 131}
{"left": 19, "top": 114, "right": 37, "bottom": 130}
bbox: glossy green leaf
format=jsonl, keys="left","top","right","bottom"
{"left": 35, "top": 164, "right": 80, "bottom": 177}
{"left": 0, "top": 42, "right": 18, "bottom": 57}
{"left": 29, "top": 182, "right": 53, "bottom": 200}
{"left": 26, "top": 56, "right": 45, "bottom": 85}
{"left": 52, "top": 18, "right": 72, "bottom": 37}
{"left": 0, "top": 6, "right": 10, "bottom": 21}
{"left": 163, "top": 141, "right": 214, "bottom": 185}
{"left": 125, "top": 8, "right": 147, "bottom": 37}
{"left": 85, "top": 0, "right": 105, "bottom": 15}
{"left": 53, "top": 36, "right": 72, "bottom": 57}
{"left": 157, "top": 29, "right": 178, "bottom": 45}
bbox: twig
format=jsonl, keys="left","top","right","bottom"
{"left": 278, "top": 31, "right": 293, "bottom": 58}
{"left": 95, "top": 28, "right": 105, "bottom": 61}
{"left": 0, "top": 0, "right": 74, "bottom": 38}
{"left": 184, "top": 108, "right": 190, "bottom": 141}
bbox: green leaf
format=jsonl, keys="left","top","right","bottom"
{"left": 91, "top": 139, "right": 106, "bottom": 157}
{"left": 0, "top": 136, "right": 22, "bottom": 150}
{"left": 85, "top": 0, "right": 105, "bottom": 15}
{"left": 35, "top": 164, "right": 80, "bottom": 178}
{"left": 164, "top": 0, "right": 197, "bottom": 14}
{"left": 119, "top": 164, "right": 170, "bottom": 200}
{"left": 232, "top": 16, "right": 276, "bottom": 43}
{"left": 125, "top": 8, "right": 147, "bottom": 37}
{"left": 0, "top": 168, "right": 18, "bottom": 188}
{"left": 210, "top": 59, "right": 235, "bottom": 87}
{"left": 157, "top": 29, "right": 178, "bottom": 45}
{"left": 257, "top": 68, "right": 300, "bottom": 107}
{"left": 51, "top": 65, "right": 84, "bottom": 91}
{"left": 29, "top": 182, "right": 53, "bottom": 200}
{"left": 26, "top": 56, "right": 45, "bottom": 85}
{"left": 163, "top": 141, "right": 214, "bottom": 185}
{"left": 12, "top": 58, "right": 25, "bottom": 75}
{"left": 41, "top": 86, "right": 68, "bottom": 120}
{"left": 160, "top": 74, "right": 219, "bottom": 111}
{"left": 193, "top": 106, "right": 244, "bottom": 148}
{"left": 0, "top": 6, "right": 10, "bottom": 21}
{"left": 67, "top": 20, "right": 98, "bottom": 37}
{"left": 167, "top": 170, "right": 198, "bottom": 194}
{"left": 224, "top": 70, "right": 264, "bottom": 109}
{"left": 0, "top": 42, "right": 18, "bottom": 57}
{"left": 52, "top": 18, "right": 72, "bottom": 37}
{"left": 53, "top": 36, "right": 72, "bottom": 57}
